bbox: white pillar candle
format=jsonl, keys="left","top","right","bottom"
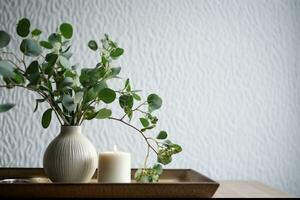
{"left": 98, "top": 145, "right": 131, "bottom": 183}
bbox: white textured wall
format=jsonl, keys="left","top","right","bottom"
{"left": 0, "top": 0, "right": 299, "bottom": 196}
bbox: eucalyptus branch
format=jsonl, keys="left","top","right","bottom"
{"left": 45, "top": 94, "right": 68, "bottom": 125}
{"left": 136, "top": 109, "right": 148, "bottom": 115}
{"left": 79, "top": 100, "right": 97, "bottom": 125}
{"left": 4, "top": 59, "right": 25, "bottom": 73}
{"left": 146, "top": 137, "right": 162, "bottom": 147}
{"left": 22, "top": 54, "right": 26, "bottom": 70}
{"left": 144, "top": 146, "right": 150, "bottom": 169}
{"left": 0, "top": 51, "right": 26, "bottom": 73}
{"left": 0, "top": 84, "right": 66, "bottom": 125}
{"left": 120, "top": 113, "right": 127, "bottom": 121}
{"left": 0, "top": 50, "right": 23, "bottom": 63}
{"left": 109, "top": 116, "right": 158, "bottom": 155}
{"left": 24, "top": 85, "right": 69, "bottom": 125}
{"left": 132, "top": 101, "right": 147, "bottom": 112}
{"left": 37, "top": 91, "right": 63, "bottom": 126}
{"left": 120, "top": 101, "right": 147, "bottom": 120}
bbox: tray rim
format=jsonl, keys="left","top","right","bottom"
{"left": 0, "top": 167, "right": 219, "bottom": 185}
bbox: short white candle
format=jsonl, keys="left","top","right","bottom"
{"left": 98, "top": 145, "right": 131, "bottom": 183}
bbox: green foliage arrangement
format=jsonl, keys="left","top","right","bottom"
{"left": 0, "top": 18, "right": 182, "bottom": 182}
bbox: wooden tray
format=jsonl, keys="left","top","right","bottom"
{"left": 0, "top": 168, "right": 219, "bottom": 198}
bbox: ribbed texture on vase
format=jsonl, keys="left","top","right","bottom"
{"left": 43, "top": 126, "right": 98, "bottom": 182}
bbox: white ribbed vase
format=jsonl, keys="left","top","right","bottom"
{"left": 43, "top": 126, "right": 98, "bottom": 182}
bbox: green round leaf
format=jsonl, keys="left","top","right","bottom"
{"left": 20, "top": 39, "right": 42, "bottom": 57}
{"left": 64, "top": 69, "right": 76, "bottom": 78}
{"left": 93, "top": 81, "right": 108, "bottom": 93}
{"left": 119, "top": 94, "right": 134, "bottom": 109}
{"left": 59, "top": 56, "right": 71, "bottom": 69}
{"left": 132, "top": 93, "right": 141, "bottom": 101}
{"left": 157, "top": 131, "right": 168, "bottom": 140}
{"left": 84, "top": 87, "right": 97, "bottom": 103}
{"left": 11, "top": 70, "right": 25, "bottom": 84}
{"left": 141, "top": 125, "right": 155, "bottom": 132}
{"left": 45, "top": 53, "right": 58, "bottom": 65}
{"left": 158, "top": 153, "right": 172, "bottom": 165}
{"left": 99, "top": 88, "right": 116, "bottom": 104}
{"left": 124, "top": 78, "right": 131, "bottom": 91}
{"left": 153, "top": 164, "right": 163, "bottom": 175}
{"left": 134, "top": 169, "right": 143, "bottom": 180}
{"left": 0, "top": 61, "right": 15, "bottom": 78}
{"left": 125, "top": 107, "right": 133, "bottom": 120}
{"left": 40, "top": 41, "right": 53, "bottom": 49}
{"left": 41, "top": 109, "right": 52, "bottom": 128}
{"left": 96, "top": 108, "right": 112, "bottom": 119}
{"left": 110, "top": 48, "right": 124, "bottom": 58}
{"left": 110, "top": 67, "right": 121, "bottom": 77}
{"left": 31, "top": 29, "right": 42, "bottom": 36}
{"left": 74, "top": 91, "right": 84, "bottom": 104}
{"left": 0, "top": 103, "right": 15, "bottom": 113}
{"left": 171, "top": 144, "right": 182, "bottom": 154}
{"left": 48, "top": 33, "right": 61, "bottom": 44}
{"left": 85, "top": 109, "right": 98, "bottom": 120}
{"left": 147, "top": 94, "right": 162, "bottom": 112}
{"left": 62, "top": 95, "right": 75, "bottom": 112}
{"left": 60, "top": 23, "right": 73, "bottom": 39}
{"left": 139, "top": 118, "right": 149, "bottom": 128}
{"left": 17, "top": 18, "right": 30, "bottom": 37}
{"left": 0, "top": 31, "right": 11, "bottom": 48}
{"left": 88, "top": 40, "right": 98, "bottom": 51}
{"left": 27, "top": 72, "right": 40, "bottom": 86}
{"left": 62, "top": 77, "right": 73, "bottom": 87}
{"left": 26, "top": 61, "right": 39, "bottom": 75}
{"left": 163, "top": 140, "right": 172, "bottom": 146}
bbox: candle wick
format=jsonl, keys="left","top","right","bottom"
{"left": 113, "top": 145, "right": 118, "bottom": 152}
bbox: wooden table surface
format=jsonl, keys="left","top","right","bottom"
{"left": 214, "top": 181, "right": 295, "bottom": 198}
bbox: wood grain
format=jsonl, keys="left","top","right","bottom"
{"left": 214, "top": 181, "right": 295, "bottom": 198}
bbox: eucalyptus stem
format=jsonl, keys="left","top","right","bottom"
{"left": 79, "top": 100, "right": 97, "bottom": 125}
{"left": 109, "top": 116, "right": 158, "bottom": 154}
{"left": 136, "top": 109, "right": 148, "bottom": 115}
{"left": 27, "top": 87, "right": 69, "bottom": 125}
{"left": 0, "top": 50, "right": 23, "bottom": 63}
{"left": 0, "top": 84, "right": 66, "bottom": 125}
{"left": 132, "top": 101, "right": 147, "bottom": 112}
{"left": 38, "top": 92, "right": 63, "bottom": 126}
{"left": 120, "top": 113, "right": 127, "bottom": 121}
{"left": 3, "top": 59, "right": 25, "bottom": 73}
{"left": 146, "top": 137, "right": 161, "bottom": 147}
{"left": 22, "top": 54, "right": 26, "bottom": 70}
{"left": 120, "top": 101, "right": 146, "bottom": 120}
{"left": 46, "top": 96, "right": 67, "bottom": 125}
{"left": 143, "top": 146, "right": 150, "bottom": 169}
{"left": 0, "top": 51, "right": 26, "bottom": 73}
